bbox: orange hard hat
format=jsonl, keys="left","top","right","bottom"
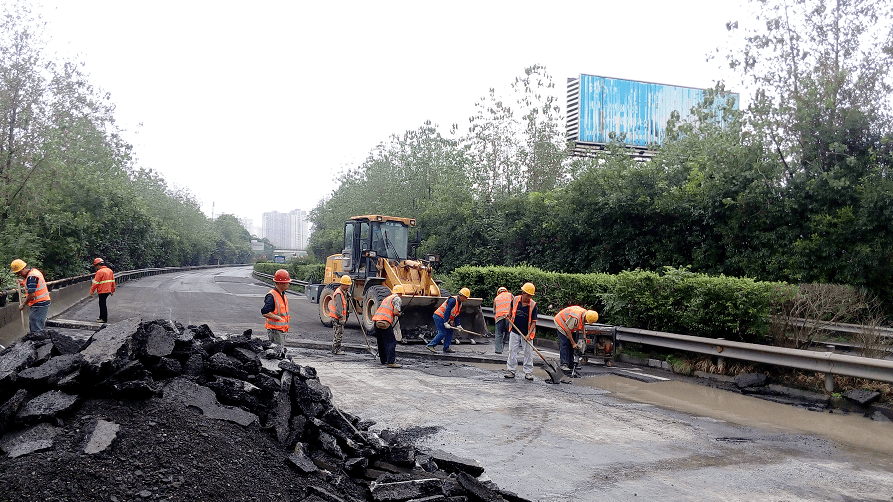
{"left": 93, "top": 258, "right": 104, "bottom": 265}
{"left": 274, "top": 269, "right": 291, "bottom": 283}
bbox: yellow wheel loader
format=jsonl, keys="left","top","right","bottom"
{"left": 315, "top": 215, "right": 487, "bottom": 343}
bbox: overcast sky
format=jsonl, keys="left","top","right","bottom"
{"left": 38, "top": 0, "right": 745, "bottom": 234}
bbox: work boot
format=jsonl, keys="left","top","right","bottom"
{"left": 560, "top": 364, "right": 571, "bottom": 372}
{"left": 387, "top": 363, "right": 402, "bottom": 368}
{"left": 443, "top": 348, "right": 456, "bottom": 353}
{"left": 426, "top": 345, "right": 437, "bottom": 353}
{"left": 333, "top": 349, "right": 344, "bottom": 355}
{"left": 504, "top": 371, "right": 515, "bottom": 378}
{"left": 524, "top": 373, "right": 533, "bottom": 381}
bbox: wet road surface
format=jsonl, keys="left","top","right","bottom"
{"left": 56, "top": 266, "right": 893, "bottom": 501}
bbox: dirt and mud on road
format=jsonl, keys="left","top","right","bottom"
{"left": 291, "top": 346, "right": 893, "bottom": 502}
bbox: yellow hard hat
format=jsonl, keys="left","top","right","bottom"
{"left": 10, "top": 259, "right": 26, "bottom": 273}
{"left": 521, "top": 282, "right": 535, "bottom": 296}
{"left": 392, "top": 285, "right": 405, "bottom": 294}
{"left": 497, "top": 286, "right": 508, "bottom": 294}
{"left": 458, "top": 287, "right": 471, "bottom": 298}
{"left": 585, "top": 310, "right": 599, "bottom": 324}
{"left": 339, "top": 275, "right": 352, "bottom": 285}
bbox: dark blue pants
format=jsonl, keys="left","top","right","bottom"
{"left": 376, "top": 325, "right": 397, "bottom": 364}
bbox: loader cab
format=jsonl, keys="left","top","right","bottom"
{"left": 342, "top": 215, "right": 414, "bottom": 279}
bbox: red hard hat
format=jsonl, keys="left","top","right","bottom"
{"left": 274, "top": 269, "right": 291, "bottom": 283}
{"left": 93, "top": 258, "right": 104, "bottom": 265}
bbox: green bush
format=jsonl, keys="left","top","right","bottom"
{"left": 446, "top": 265, "right": 787, "bottom": 342}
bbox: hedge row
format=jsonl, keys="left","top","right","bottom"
{"left": 446, "top": 265, "right": 793, "bottom": 343}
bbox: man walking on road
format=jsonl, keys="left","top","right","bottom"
{"left": 493, "top": 286, "right": 512, "bottom": 354}
{"left": 426, "top": 287, "right": 470, "bottom": 354}
{"left": 261, "top": 269, "right": 291, "bottom": 345}
{"left": 328, "top": 275, "right": 352, "bottom": 355}
{"left": 372, "top": 285, "right": 404, "bottom": 368}
{"left": 89, "top": 258, "right": 115, "bottom": 323}
{"left": 10, "top": 259, "right": 51, "bottom": 335}
{"left": 555, "top": 306, "right": 599, "bottom": 371}
{"left": 505, "top": 282, "right": 538, "bottom": 380}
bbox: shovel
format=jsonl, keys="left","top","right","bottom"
{"left": 350, "top": 307, "right": 379, "bottom": 358}
{"left": 507, "top": 318, "right": 568, "bottom": 384}
{"left": 16, "top": 283, "right": 26, "bottom": 334}
{"left": 445, "top": 324, "right": 481, "bottom": 344}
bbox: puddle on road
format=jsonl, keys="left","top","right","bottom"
{"left": 466, "top": 361, "right": 893, "bottom": 457}
{"left": 575, "top": 375, "right": 893, "bottom": 456}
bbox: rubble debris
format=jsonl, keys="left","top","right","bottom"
{"left": 0, "top": 319, "right": 527, "bottom": 501}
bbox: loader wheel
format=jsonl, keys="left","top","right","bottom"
{"left": 362, "top": 285, "right": 391, "bottom": 334}
{"left": 318, "top": 285, "right": 336, "bottom": 327}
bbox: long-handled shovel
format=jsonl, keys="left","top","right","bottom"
{"left": 350, "top": 307, "right": 378, "bottom": 358}
{"left": 17, "top": 283, "right": 27, "bottom": 335}
{"left": 507, "top": 318, "right": 568, "bottom": 384}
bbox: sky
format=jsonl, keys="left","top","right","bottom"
{"left": 36, "top": 0, "right": 747, "bottom": 235}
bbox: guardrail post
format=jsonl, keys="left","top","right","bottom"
{"left": 825, "top": 345, "right": 836, "bottom": 392}
{"left": 716, "top": 338, "right": 726, "bottom": 371}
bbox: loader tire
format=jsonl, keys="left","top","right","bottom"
{"left": 318, "top": 284, "right": 336, "bottom": 328}
{"left": 362, "top": 285, "right": 391, "bottom": 334}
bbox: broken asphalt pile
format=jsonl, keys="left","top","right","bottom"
{"left": 0, "top": 318, "right": 528, "bottom": 501}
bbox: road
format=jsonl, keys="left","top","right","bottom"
{"left": 57, "top": 266, "right": 893, "bottom": 501}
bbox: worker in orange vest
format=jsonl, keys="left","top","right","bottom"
{"left": 261, "top": 269, "right": 291, "bottom": 345}
{"left": 493, "top": 286, "right": 513, "bottom": 354}
{"left": 426, "top": 287, "right": 470, "bottom": 354}
{"left": 10, "top": 259, "right": 52, "bottom": 334}
{"left": 328, "top": 275, "right": 352, "bottom": 355}
{"left": 505, "top": 282, "right": 538, "bottom": 380}
{"left": 372, "top": 285, "right": 404, "bottom": 368}
{"left": 89, "top": 258, "right": 116, "bottom": 323}
{"left": 555, "top": 306, "right": 599, "bottom": 372}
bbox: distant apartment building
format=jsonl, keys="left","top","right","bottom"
{"left": 238, "top": 217, "right": 254, "bottom": 235}
{"left": 262, "top": 209, "right": 309, "bottom": 249}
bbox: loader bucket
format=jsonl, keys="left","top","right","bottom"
{"left": 393, "top": 295, "right": 442, "bottom": 343}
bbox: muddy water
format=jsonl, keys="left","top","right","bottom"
{"left": 576, "top": 374, "right": 893, "bottom": 456}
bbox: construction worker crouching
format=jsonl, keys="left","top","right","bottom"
{"left": 555, "top": 306, "right": 599, "bottom": 372}
{"left": 493, "top": 286, "right": 512, "bottom": 354}
{"left": 372, "top": 284, "right": 404, "bottom": 368}
{"left": 505, "top": 282, "right": 538, "bottom": 380}
{"left": 10, "top": 259, "right": 52, "bottom": 335}
{"left": 89, "top": 258, "right": 115, "bottom": 323}
{"left": 328, "top": 275, "right": 352, "bottom": 355}
{"left": 261, "top": 269, "right": 291, "bottom": 345}
{"left": 427, "top": 287, "right": 470, "bottom": 354}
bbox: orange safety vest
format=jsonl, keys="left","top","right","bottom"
{"left": 555, "top": 306, "right": 587, "bottom": 335}
{"left": 264, "top": 288, "right": 289, "bottom": 332}
{"left": 23, "top": 268, "right": 51, "bottom": 306}
{"left": 510, "top": 296, "right": 537, "bottom": 338}
{"left": 434, "top": 296, "right": 462, "bottom": 324}
{"left": 494, "top": 291, "right": 513, "bottom": 320}
{"left": 372, "top": 293, "right": 400, "bottom": 325}
{"left": 328, "top": 288, "right": 348, "bottom": 320}
{"left": 91, "top": 266, "right": 116, "bottom": 295}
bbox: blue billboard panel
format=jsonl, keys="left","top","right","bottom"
{"left": 570, "top": 74, "right": 738, "bottom": 149}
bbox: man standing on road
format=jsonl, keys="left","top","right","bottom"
{"left": 493, "top": 286, "right": 512, "bottom": 354}
{"left": 426, "top": 287, "right": 470, "bottom": 354}
{"left": 261, "top": 269, "right": 291, "bottom": 345}
{"left": 505, "top": 282, "right": 538, "bottom": 380}
{"left": 10, "top": 259, "right": 51, "bottom": 335}
{"left": 328, "top": 275, "right": 352, "bottom": 355}
{"left": 555, "top": 306, "right": 599, "bottom": 372}
{"left": 372, "top": 285, "right": 404, "bottom": 368}
{"left": 89, "top": 258, "right": 115, "bottom": 323}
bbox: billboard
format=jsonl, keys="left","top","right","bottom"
{"left": 566, "top": 74, "right": 739, "bottom": 153}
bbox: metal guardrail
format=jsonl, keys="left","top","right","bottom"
{"left": 252, "top": 271, "right": 309, "bottom": 287}
{"left": 2, "top": 263, "right": 249, "bottom": 305}
{"left": 481, "top": 307, "right": 893, "bottom": 384}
